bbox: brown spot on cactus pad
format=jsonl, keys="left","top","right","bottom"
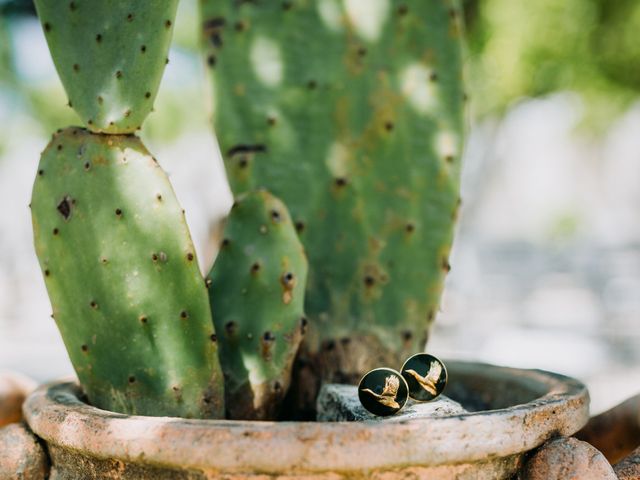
{"left": 57, "top": 196, "right": 73, "bottom": 220}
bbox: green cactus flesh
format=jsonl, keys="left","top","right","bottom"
{"left": 34, "top": 0, "right": 178, "bottom": 134}
{"left": 207, "top": 190, "right": 308, "bottom": 420}
{"left": 201, "top": 1, "right": 465, "bottom": 380}
{"left": 31, "top": 127, "right": 224, "bottom": 418}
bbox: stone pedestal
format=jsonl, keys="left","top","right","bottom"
{"left": 0, "top": 371, "right": 36, "bottom": 427}
{"left": 316, "top": 383, "right": 466, "bottom": 422}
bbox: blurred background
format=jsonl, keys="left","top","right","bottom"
{"left": 0, "top": 0, "right": 638, "bottom": 414}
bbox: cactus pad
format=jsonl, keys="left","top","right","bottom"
{"left": 34, "top": 0, "right": 178, "bottom": 133}
{"left": 207, "top": 190, "right": 308, "bottom": 420}
{"left": 201, "top": 0, "right": 466, "bottom": 388}
{"left": 31, "top": 127, "right": 224, "bottom": 418}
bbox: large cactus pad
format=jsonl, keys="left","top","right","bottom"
{"left": 201, "top": 0, "right": 466, "bottom": 386}
{"left": 31, "top": 127, "right": 224, "bottom": 418}
{"left": 34, "top": 0, "right": 178, "bottom": 133}
{"left": 207, "top": 190, "right": 308, "bottom": 419}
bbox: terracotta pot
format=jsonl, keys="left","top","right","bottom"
{"left": 0, "top": 423, "right": 49, "bottom": 480}
{"left": 576, "top": 393, "right": 640, "bottom": 463}
{"left": 0, "top": 371, "right": 36, "bottom": 427}
{"left": 23, "top": 361, "right": 589, "bottom": 480}
{"left": 614, "top": 445, "right": 640, "bottom": 479}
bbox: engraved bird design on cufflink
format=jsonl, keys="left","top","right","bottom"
{"left": 404, "top": 359, "right": 442, "bottom": 396}
{"left": 401, "top": 353, "right": 447, "bottom": 402}
{"left": 362, "top": 374, "right": 401, "bottom": 409}
{"left": 358, "top": 368, "right": 409, "bottom": 416}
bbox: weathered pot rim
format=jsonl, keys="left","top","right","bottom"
{"left": 23, "top": 361, "right": 589, "bottom": 474}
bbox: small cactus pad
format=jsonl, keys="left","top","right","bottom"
{"left": 34, "top": 0, "right": 178, "bottom": 133}
{"left": 207, "top": 190, "right": 308, "bottom": 420}
{"left": 31, "top": 127, "right": 224, "bottom": 418}
{"left": 201, "top": 1, "right": 466, "bottom": 375}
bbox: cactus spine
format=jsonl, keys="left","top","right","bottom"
{"left": 201, "top": 0, "right": 466, "bottom": 402}
{"left": 207, "top": 190, "right": 308, "bottom": 419}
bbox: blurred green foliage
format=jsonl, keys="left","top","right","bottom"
{"left": 464, "top": 0, "right": 640, "bottom": 127}
{"left": 0, "top": 0, "right": 206, "bottom": 143}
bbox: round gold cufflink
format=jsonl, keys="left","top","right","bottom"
{"left": 400, "top": 353, "right": 447, "bottom": 402}
{"left": 357, "top": 367, "right": 409, "bottom": 417}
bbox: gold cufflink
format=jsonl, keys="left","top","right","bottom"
{"left": 357, "top": 367, "right": 409, "bottom": 417}
{"left": 400, "top": 353, "right": 447, "bottom": 402}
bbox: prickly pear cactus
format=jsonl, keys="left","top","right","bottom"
{"left": 31, "top": 127, "right": 225, "bottom": 418}
{"left": 201, "top": 0, "right": 466, "bottom": 396}
{"left": 207, "top": 190, "right": 308, "bottom": 420}
{"left": 34, "top": 0, "right": 178, "bottom": 133}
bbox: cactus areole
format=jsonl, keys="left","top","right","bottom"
{"left": 201, "top": 0, "right": 466, "bottom": 411}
